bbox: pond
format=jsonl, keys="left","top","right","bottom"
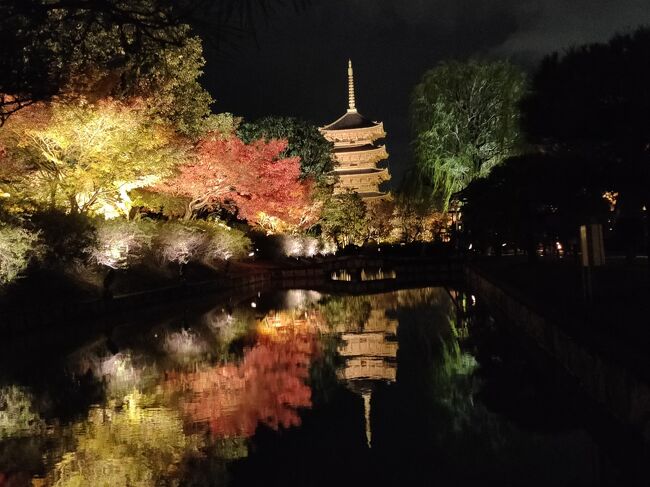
{"left": 0, "top": 286, "right": 644, "bottom": 486}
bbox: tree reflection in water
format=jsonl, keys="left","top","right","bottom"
{"left": 165, "top": 322, "right": 317, "bottom": 439}
{"left": 0, "top": 287, "right": 619, "bottom": 486}
{"left": 49, "top": 397, "right": 198, "bottom": 487}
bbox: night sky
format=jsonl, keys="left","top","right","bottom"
{"left": 203, "top": 0, "right": 650, "bottom": 187}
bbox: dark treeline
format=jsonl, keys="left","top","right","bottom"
{"left": 460, "top": 27, "right": 650, "bottom": 262}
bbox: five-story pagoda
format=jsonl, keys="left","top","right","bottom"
{"left": 320, "top": 60, "right": 390, "bottom": 201}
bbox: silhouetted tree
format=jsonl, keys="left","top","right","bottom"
{"left": 0, "top": 0, "right": 306, "bottom": 125}
{"left": 522, "top": 27, "right": 650, "bottom": 261}
{"left": 462, "top": 154, "right": 609, "bottom": 260}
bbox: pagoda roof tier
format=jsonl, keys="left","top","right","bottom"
{"left": 320, "top": 120, "right": 386, "bottom": 143}
{"left": 333, "top": 145, "right": 388, "bottom": 166}
{"left": 333, "top": 143, "right": 377, "bottom": 153}
{"left": 359, "top": 192, "right": 389, "bottom": 200}
{"left": 321, "top": 109, "right": 379, "bottom": 130}
{"left": 334, "top": 167, "right": 389, "bottom": 176}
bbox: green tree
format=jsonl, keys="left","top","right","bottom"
{"left": 411, "top": 60, "right": 526, "bottom": 210}
{"left": 238, "top": 116, "right": 334, "bottom": 180}
{"left": 319, "top": 192, "right": 367, "bottom": 247}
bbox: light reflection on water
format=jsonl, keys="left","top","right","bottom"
{"left": 0, "top": 287, "right": 637, "bottom": 486}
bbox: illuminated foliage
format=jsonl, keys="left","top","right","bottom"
{"left": 90, "top": 220, "right": 155, "bottom": 269}
{"left": 166, "top": 328, "right": 316, "bottom": 438}
{"left": 411, "top": 60, "right": 525, "bottom": 210}
{"left": 281, "top": 234, "right": 320, "bottom": 257}
{"left": 50, "top": 402, "right": 198, "bottom": 487}
{"left": 191, "top": 220, "right": 252, "bottom": 263}
{"left": 364, "top": 199, "right": 396, "bottom": 243}
{"left": 0, "top": 222, "right": 40, "bottom": 285}
{"left": 164, "top": 329, "right": 209, "bottom": 360}
{"left": 153, "top": 220, "right": 251, "bottom": 267}
{"left": 0, "top": 385, "right": 44, "bottom": 440}
{"left": 318, "top": 192, "right": 367, "bottom": 247}
{"left": 238, "top": 116, "right": 334, "bottom": 180}
{"left": 392, "top": 187, "right": 452, "bottom": 243}
{"left": 155, "top": 134, "right": 316, "bottom": 229}
{"left": 154, "top": 222, "right": 207, "bottom": 266}
{"left": 0, "top": 99, "right": 184, "bottom": 216}
{"left": 129, "top": 189, "right": 190, "bottom": 219}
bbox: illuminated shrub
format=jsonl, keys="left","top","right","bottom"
{"left": 0, "top": 385, "right": 43, "bottom": 439}
{"left": 281, "top": 234, "right": 333, "bottom": 257}
{"left": 75, "top": 351, "right": 145, "bottom": 400}
{"left": 154, "top": 221, "right": 206, "bottom": 266}
{"left": 90, "top": 219, "right": 155, "bottom": 269}
{"left": 194, "top": 220, "right": 251, "bottom": 264}
{"left": 164, "top": 328, "right": 208, "bottom": 359}
{"left": 0, "top": 223, "right": 40, "bottom": 285}
{"left": 153, "top": 220, "right": 251, "bottom": 267}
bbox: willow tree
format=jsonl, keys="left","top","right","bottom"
{"left": 411, "top": 60, "right": 526, "bottom": 210}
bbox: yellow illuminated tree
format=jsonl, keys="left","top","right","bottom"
{"left": 0, "top": 98, "right": 185, "bottom": 217}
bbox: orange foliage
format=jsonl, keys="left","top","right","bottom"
{"left": 155, "top": 133, "right": 316, "bottom": 228}
{"left": 166, "top": 327, "right": 317, "bottom": 438}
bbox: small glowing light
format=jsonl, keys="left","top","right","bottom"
{"left": 377, "top": 247, "right": 381, "bottom": 252}
{"left": 251, "top": 302, "right": 257, "bottom": 308}
{"left": 468, "top": 243, "right": 473, "bottom": 250}
{"left": 471, "top": 295, "right": 476, "bottom": 305}
{"left": 643, "top": 206, "right": 647, "bottom": 212}
{"left": 257, "top": 292, "right": 261, "bottom": 297}
{"left": 556, "top": 242, "right": 562, "bottom": 250}
{"left": 154, "top": 333, "right": 158, "bottom": 338}
{"left": 501, "top": 243, "right": 507, "bottom": 247}
{"left": 248, "top": 251, "right": 255, "bottom": 257}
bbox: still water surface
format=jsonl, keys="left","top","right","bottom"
{"left": 0, "top": 287, "right": 638, "bottom": 486}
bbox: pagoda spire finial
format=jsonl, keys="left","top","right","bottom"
{"left": 347, "top": 59, "right": 356, "bottom": 112}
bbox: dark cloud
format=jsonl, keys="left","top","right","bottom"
{"left": 494, "top": 0, "right": 650, "bottom": 59}
{"left": 203, "top": 0, "right": 650, "bottom": 187}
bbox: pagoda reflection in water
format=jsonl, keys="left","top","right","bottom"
{"left": 332, "top": 292, "right": 399, "bottom": 448}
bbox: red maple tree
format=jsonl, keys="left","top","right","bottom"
{"left": 155, "top": 133, "right": 316, "bottom": 229}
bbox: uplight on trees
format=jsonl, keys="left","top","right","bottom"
{"left": 411, "top": 60, "right": 526, "bottom": 210}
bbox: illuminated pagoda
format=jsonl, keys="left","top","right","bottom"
{"left": 320, "top": 60, "right": 390, "bottom": 201}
